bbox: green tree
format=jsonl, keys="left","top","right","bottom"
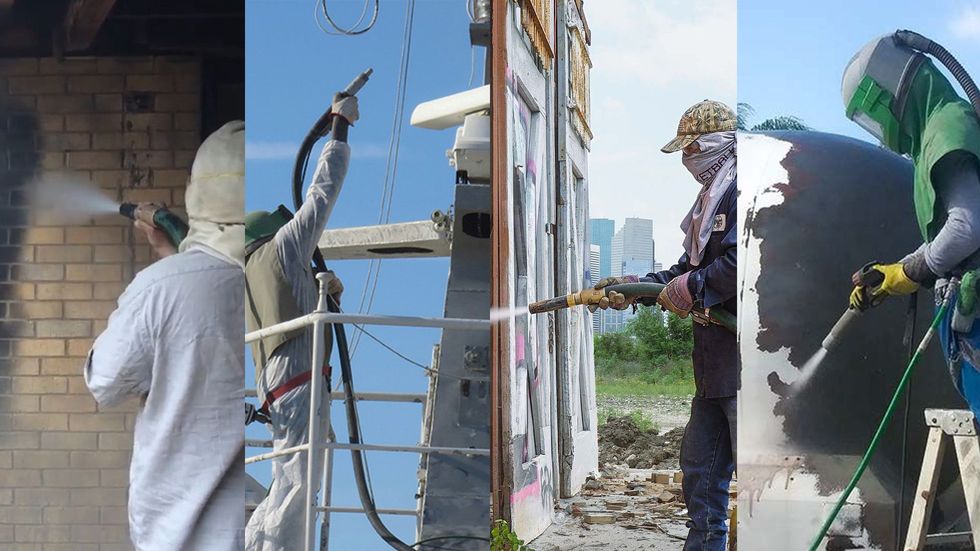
{"left": 737, "top": 102, "right": 812, "bottom": 131}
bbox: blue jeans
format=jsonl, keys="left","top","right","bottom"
{"left": 937, "top": 295, "right": 980, "bottom": 421}
{"left": 681, "top": 396, "right": 736, "bottom": 551}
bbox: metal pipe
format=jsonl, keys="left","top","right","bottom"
{"left": 246, "top": 312, "right": 490, "bottom": 343}
{"left": 317, "top": 506, "right": 418, "bottom": 516}
{"left": 246, "top": 439, "right": 490, "bottom": 457}
{"left": 304, "top": 274, "right": 330, "bottom": 551}
{"left": 319, "top": 385, "right": 334, "bottom": 551}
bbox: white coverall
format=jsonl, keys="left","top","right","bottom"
{"left": 85, "top": 245, "right": 245, "bottom": 550}
{"left": 85, "top": 120, "right": 246, "bottom": 551}
{"left": 245, "top": 140, "right": 350, "bottom": 551}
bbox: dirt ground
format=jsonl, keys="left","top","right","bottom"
{"left": 530, "top": 407, "right": 737, "bottom": 550}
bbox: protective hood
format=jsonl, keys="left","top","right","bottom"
{"left": 902, "top": 61, "right": 980, "bottom": 240}
{"left": 680, "top": 131, "right": 736, "bottom": 266}
{"left": 842, "top": 34, "right": 925, "bottom": 150}
{"left": 245, "top": 205, "right": 293, "bottom": 252}
{"left": 180, "top": 120, "right": 246, "bottom": 267}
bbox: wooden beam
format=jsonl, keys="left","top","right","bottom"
{"left": 63, "top": 0, "right": 118, "bottom": 52}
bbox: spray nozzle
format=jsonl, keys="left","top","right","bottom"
{"left": 119, "top": 202, "right": 137, "bottom": 219}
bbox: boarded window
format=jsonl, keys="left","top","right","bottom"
{"left": 515, "top": 0, "right": 554, "bottom": 70}
{"left": 569, "top": 25, "right": 592, "bottom": 142}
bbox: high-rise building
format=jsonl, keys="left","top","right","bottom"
{"left": 589, "top": 218, "right": 615, "bottom": 279}
{"left": 589, "top": 244, "right": 601, "bottom": 334}
{"left": 607, "top": 218, "right": 654, "bottom": 332}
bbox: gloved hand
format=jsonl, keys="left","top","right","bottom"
{"left": 849, "top": 262, "right": 920, "bottom": 310}
{"left": 589, "top": 275, "right": 639, "bottom": 312}
{"left": 245, "top": 402, "right": 270, "bottom": 426}
{"left": 331, "top": 95, "right": 360, "bottom": 125}
{"left": 324, "top": 269, "right": 344, "bottom": 306}
{"left": 657, "top": 272, "right": 694, "bottom": 317}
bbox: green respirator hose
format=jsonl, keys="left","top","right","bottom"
{"left": 808, "top": 282, "right": 957, "bottom": 550}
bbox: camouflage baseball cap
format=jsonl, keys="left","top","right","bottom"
{"left": 661, "top": 100, "right": 737, "bottom": 153}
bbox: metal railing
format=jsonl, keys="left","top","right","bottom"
{"left": 245, "top": 272, "right": 491, "bottom": 551}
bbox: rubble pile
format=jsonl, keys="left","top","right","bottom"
{"left": 599, "top": 415, "right": 685, "bottom": 469}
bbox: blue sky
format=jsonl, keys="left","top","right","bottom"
{"left": 245, "top": 1, "right": 481, "bottom": 548}
{"left": 739, "top": 0, "right": 980, "bottom": 141}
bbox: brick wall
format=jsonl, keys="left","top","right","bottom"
{"left": 0, "top": 56, "right": 201, "bottom": 550}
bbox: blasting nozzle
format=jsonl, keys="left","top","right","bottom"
{"left": 343, "top": 68, "right": 373, "bottom": 97}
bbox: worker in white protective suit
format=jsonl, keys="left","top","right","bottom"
{"left": 84, "top": 121, "right": 246, "bottom": 551}
{"left": 244, "top": 96, "right": 358, "bottom": 550}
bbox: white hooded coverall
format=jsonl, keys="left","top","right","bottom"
{"left": 245, "top": 139, "right": 350, "bottom": 551}
{"left": 85, "top": 121, "right": 246, "bottom": 551}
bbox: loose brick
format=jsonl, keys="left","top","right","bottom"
{"left": 0, "top": 470, "right": 41, "bottom": 488}
{"left": 66, "top": 339, "right": 94, "bottom": 357}
{"left": 124, "top": 149, "right": 172, "bottom": 169}
{"left": 63, "top": 301, "right": 116, "bottom": 320}
{"left": 67, "top": 151, "right": 121, "bottom": 170}
{"left": 42, "top": 505, "right": 99, "bottom": 525}
{"left": 1, "top": 431, "right": 39, "bottom": 448}
{"left": 12, "top": 263, "right": 64, "bottom": 281}
{"left": 64, "top": 113, "right": 122, "bottom": 132}
{"left": 11, "top": 376, "right": 66, "bottom": 394}
{"left": 13, "top": 450, "right": 69, "bottom": 469}
{"left": 92, "top": 131, "right": 149, "bottom": 150}
{"left": 36, "top": 95, "right": 94, "bottom": 114}
{"left": 67, "top": 75, "right": 124, "bottom": 94}
{"left": 124, "top": 112, "right": 172, "bottom": 132}
{"left": 125, "top": 74, "right": 173, "bottom": 92}
{"left": 22, "top": 227, "right": 64, "bottom": 245}
{"left": 96, "top": 433, "right": 131, "bottom": 451}
{"left": 65, "top": 227, "right": 121, "bottom": 245}
{"left": 41, "top": 432, "right": 96, "bottom": 450}
{"left": 93, "top": 93, "right": 122, "bottom": 112}
{"left": 39, "top": 358, "right": 83, "bottom": 376}
{"left": 69, "top": 487, "right": 126, "bottom": 506}
{"left": 92, "top": 282, "right": 126, "bottom": 299}
{"left": 41, "top": 394, "right": 95, "bottom": 413}
{"left": 37, "top": 132, "right": 91, "bottom": 151}
{"left": 65, "top": 263, "right": 121, "bottom": 282}
{"left": 35, "top": 245, "right": 92, "bottom": 263}
{"left": 39, "top": 58, "right": 97, "bottom": 75}
{"left": 42, "top": 469, "right": 99, "bottom": 488}
{"left": 99, "top": 470, "right": 128, "bottom": 488}
{"left": 14, "top": 524, "right": 71, "bottom": 543}
{"left": 0, "top": 59, "right": 39, "bottom": 75}
{"left": 8, "top": 76, "right": 65, "bottom": 95}
{"left": 36, "top": 283, "right": 91, "bottom": 300}
{"left": 12, "top": 414, "right": 68, "bottom": 432}
{"left": 97, "top": 57, "right": 154, "bottom": 74}
{"left": 68, "top": 414, "right": 125, "bottom": 432}
{"left": 0, "top": 505, "right": 43, "bottom": 524}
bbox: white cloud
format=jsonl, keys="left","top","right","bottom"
{"left": 950, "top": 6, "right": 980, "bottom": 39}
{"left": 246, "top": 141, "right": 389, "bottom": 161}
{"left": 246, "top": 141, "right": 297, "bottom": 161}
{"left": 588, "top": 0, "right": 737, "bottom": 263}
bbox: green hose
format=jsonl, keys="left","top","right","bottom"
{"left": 808, "top": 282, "right": 957, "bottom": 550}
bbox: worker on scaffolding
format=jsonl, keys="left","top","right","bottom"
{"left": 841, "top": 34, "right": 980, "bottom": 421}
{"left": 243, "top": 95, "right": 358, "bottom": 550}
{"left": 593, "top": 100, "right": 737, "bottom": 551}
{"left": 84, "top": 121, "right": 246, "bottom": 550}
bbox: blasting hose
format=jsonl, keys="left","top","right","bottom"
{"left": 895, "top": 29, "right": 980, "bottom": 118}
{"left": 808, "top": 278, "right": 959, "bottom": 551}
{"left": 528, "top": 282, "right": 736, "bottom": 333}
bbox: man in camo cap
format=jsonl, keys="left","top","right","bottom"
{"left": 594, "top": 100, "right": 737, "bottom": 550}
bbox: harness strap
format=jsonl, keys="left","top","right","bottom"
{"left": 259, "top": 364, "right": 331, "bottom": 415}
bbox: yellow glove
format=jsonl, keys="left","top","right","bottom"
{"left": 848, "top": 262, "right": 919, "bottom": 310}
{"left": 588, "top": 275, "right": 638, "bottom": 312}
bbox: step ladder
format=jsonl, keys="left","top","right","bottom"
{"left": 903, "top": 409, "right": 980, "bottom": 550}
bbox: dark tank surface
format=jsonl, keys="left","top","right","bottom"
{"left": 744, "top": 131, "right": 966, "bottom": 546}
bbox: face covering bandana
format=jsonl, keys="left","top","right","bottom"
{"left": 680, "top": 130, "right": 736, "bottom": 266}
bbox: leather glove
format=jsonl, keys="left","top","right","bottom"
{"left": 657, "top": 272, "right": 694, "bottom": 317}
{"left": 589, "top": 275, "right": 639, "bottom": 313}
{"left": 245, "top": 403, "right": 270, "bottom": 426}
{"left": 331, "top": 95, "right": 359, "bottom": 125}
{"left": 849, "top": 262, "right": 919, "bottom": 310}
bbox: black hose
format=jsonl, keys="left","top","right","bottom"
{"left": 895, "top": 29, "right": 980, "bottom": 118}
{"left": 329, "top": 295, "right": 415, "bottom": 551}
{"left": 293, "top": 108, "right": 337, "bottom": 211}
